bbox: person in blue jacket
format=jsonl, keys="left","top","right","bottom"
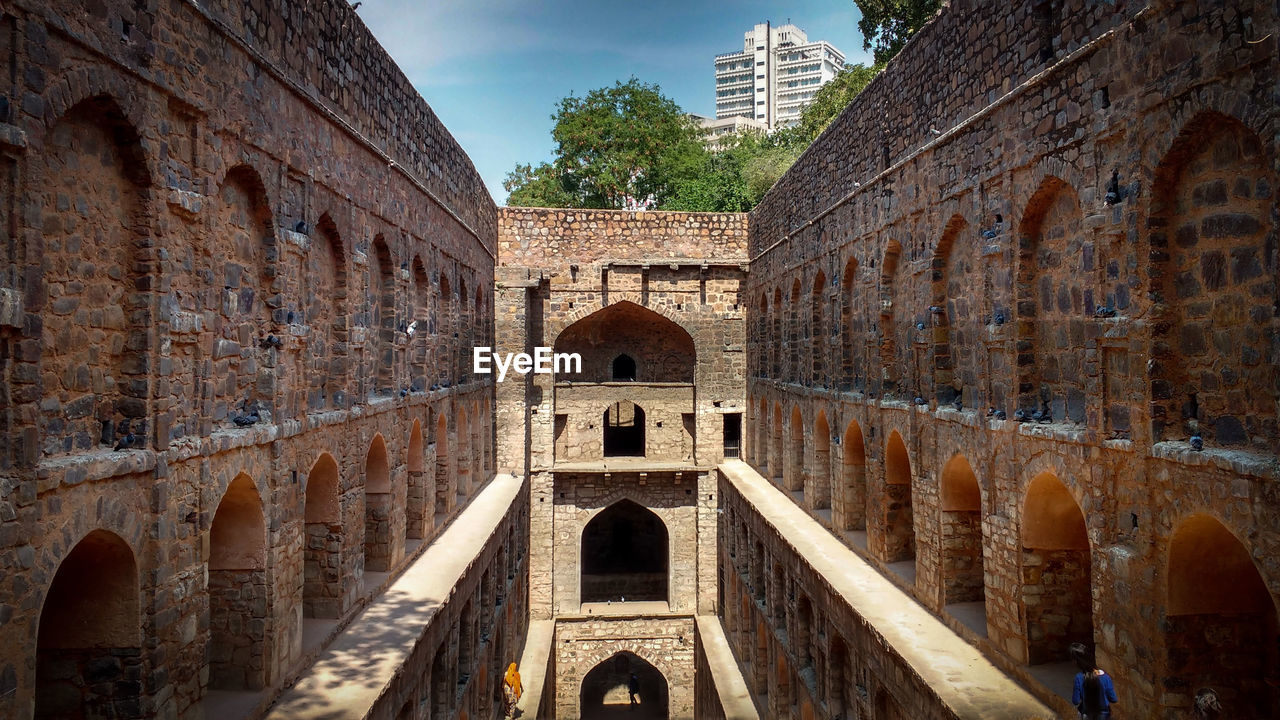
{"left": 1070, "top": 642, "right": 1118, "bottom": 719}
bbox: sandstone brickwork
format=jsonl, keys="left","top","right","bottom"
{"left": 0, "top": 0, "right": 496, "bottom": 718}
{"left": 743, "top": 0, "right": 1280, "bottom": 717}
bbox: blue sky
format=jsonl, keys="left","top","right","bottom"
{"left": 357, "top": 0, "right": 875, "bottom": 204}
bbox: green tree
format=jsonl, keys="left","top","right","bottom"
{"left": 505, "top": 78, "right": 708, "bottom": 209}
{"left": 855, "top": 0, "right": 943, "bottom": 64}
{"left": 795, "top": 63, "right": 882, "bottom": 143}
{"left": 503, "top": 162, "right": 573, "bottom": 208}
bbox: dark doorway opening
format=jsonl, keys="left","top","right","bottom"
{"left": 612, "top": 354, "right": 637, "bottom": 381}
{"left": 723, "top": 412, "right": 742, "bottom": 458}
{"left": 603, "top": 401, "right": 645, "bottom": 457}
{"left": 581, "top": 500, "right": 668, "bottom": 603}
{"left": 581, "top": 652, "right": 669, "bottom": 719}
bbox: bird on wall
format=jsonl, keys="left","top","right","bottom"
{"left": 233, "top": 403, "right": 261, "bottom": 427}
{"left": 114, "top": 431, "right": 138, "bottom": 451}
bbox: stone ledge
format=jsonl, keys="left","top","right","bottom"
{"left": 1151, "top": 441, "right": 1279, "bottom": 480}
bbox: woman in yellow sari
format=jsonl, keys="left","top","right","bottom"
{"left": 503, "top": 662, "right": 522, "bottom": 719}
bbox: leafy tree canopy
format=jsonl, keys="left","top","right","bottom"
{"left": 855, "top": 0, "right": 943, "bottom": 64}
{"left": 794, "top": 63, "right": 883, "bottom": 143}
{"left": 505, "top": 78, "right": 708, "bottom": 210}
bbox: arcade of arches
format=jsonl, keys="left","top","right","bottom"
{"left": 3, "top": 1, "right": 1279, "bottom": 720}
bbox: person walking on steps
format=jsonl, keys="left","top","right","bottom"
{"left": 628, "top": 672, "right": 640, "bottom": 706}
{"left": 503, "top": 662, "right": 522, "bottom": 720}
{"left": 1070, "top": 642, "right": 1118, "bottom": 720}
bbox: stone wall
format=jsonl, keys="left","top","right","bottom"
{"left": 551, "top": 615, "right": 697, "bottom": 720}
{"left": 744, "top": 0, "right": 1280, "bottom": 717}
{"left": 0, "top": 0, "right": 498, "bottom": 718}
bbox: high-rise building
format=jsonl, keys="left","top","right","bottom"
{"left": 714, "top": 22, "right": 845, "bottom": 129}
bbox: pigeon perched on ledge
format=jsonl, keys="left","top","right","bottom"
{"left": 114, "top": 432, "right": 137, "bottom": 451}
{"left": 232, "top": 408, "right": 260, "bottom": 427}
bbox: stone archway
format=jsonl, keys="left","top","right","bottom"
{"left": 1021, "top": 471, "right": 1092, "bottom": 665}
{"left": 36, "top": 529, "right": 142, "bottom": 719}
{"left": 581, "top": 500, "right": 669, "bottom": 604}
{"left": 1164, "top": 514, "right": 1278, "bottom": 717}
{"left": 209, "top": 474, "right": 268, "bottom": 690}
{"left": 580, "top": 651, "right": 668, "bottom": 719}
{"left": 304, "top": 452, "right": 342, "bottom": 618}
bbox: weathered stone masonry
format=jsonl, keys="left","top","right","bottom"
{"left": 744, "top": 0, "right": 1279, "bottom": 718}
{"left": 0, "top": 0, "right": 497, "bottom": 718}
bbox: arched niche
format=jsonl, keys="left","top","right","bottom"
{"left": 786, "top": 406, "right": 805, "bottom": 493}
{"left": 36, "top": 96, "right": 151, "bottom": 456}
{"left": 1020, "top": 471, "right": 1092, "bottom": 665}
{"left": 1148, "top": 111, "right": 1277, "bottom": 451}
{"left": 612, "top": 353, "right": 637, "bottom": 381}
{"left": 603, "top": 401, "right": 646, "bottom": 457}
{"left": 309, "top": 213, "right": 347, "bottom": 410}
{"left": 882, "top": 430, "right": 916, "bottom": 564}
{"left": 1015, "top": 177, "right": 1092, "bottom": 425}
{"left": 554, "top": 301, "right": 695, "bottom": 383}
{"left": 580, "top": 651, "right": 669, "bottom": 719}
{"left": 407, "top": 418, "right": 427, "bottom": 540}
{"left": 36, "top": 529, "right": 142, "bottom": 718}
{"left": 209, "top": 474, "right": 268, "bottom": 690}
{"left": 369, "top": 235, "right": 395, "bottom": 395}
{"left": 940, "top": 454, "right": 986, "bottom": 613}
{"left": 839, "top": 420, "right": 867, "bottom": 532}
{"left": 581, "top": 499, "right": 668, "bottom": 604}
{"left": 364, "top": 433, "right": 396, "bottom": 572}
{"left": 812, "top": 411, "right": 831, "bottom": 511}
{"left": 304, "top": 452, "right": 342, "bottom": 618}
{"left": 1164, "top": 514, "right": 1278, "bottom": 716}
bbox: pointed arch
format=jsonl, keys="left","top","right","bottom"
{"left": 878, "top": 240, "right": 904, "bottom": 397}
{"left": 407, "top": 419, "right": 427, "bottom": 539}
{"left": 209, "top": 473, "right": 268, "bottom": 690}
{"left": 370, "top": 236, "right": 396, "bottom": 395}
{"left": 580, "top": 651, "right": 669, "bottom": 719}
{"left": 840, "top": 256, "right": 860, "bottom": 391}
{"left": 771, "top": 287, "right": 782, "bottom": 377}
{"left": 786, "top": 406, "right": 806, "bottom": 493}
{"left": 940, "top": 454, "right": 985, "bottom": 611}
{"left": 1148, "top": 111, "right": 1277, "bottom": 449}
{"left": 788, "top": 278, "right": 802, "bottom": 381}
{"left": 581, "top": 499, "right": 669, "bottom": 604}
{"left": 1020, "top": 471, "right": 1092, "bottom": 665}
{"left": 36, "top": 529, "right": 141, "bottom": 718}
{"left": 553, "top": 301, "right": 695, "bottom": 383}
{"left": 1164, "top": 514, "right": 1278, "bottom": 714}
{"left": 363, "top": 433, "right": 397, "bottom": 571}
{"left": 932, "top": 214, "right": 971, "bottom": 406}
{"left": 304, "top": 452, "right": 342, "bottom": 618}
{"left": 812, "top": 410, "right": 831, "bottom": 512}
{"left": 1016, "top": 176, "right": 1092, "bottom": 424}
{"left": 310, "top": 213, "right": 348, "bottom": 410}
{"left": 435, "top": 413, "right": 451, "bottom": 518}
{"left": 811, "top": 270, "right": 827, "bottom": 384}
{"left": 770, "top": 403, "right": 784, "bottom": 484}
{"left": 881, "top": 430, "right": 915, "bottom": 564}
{"left": 35, "top": 96, "right": 152, "bottom": 456}
{"left": 839, "top": 420, "right": 867, "bottom": 532}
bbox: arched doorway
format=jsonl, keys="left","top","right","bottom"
{"left": 941, "top": 454, "right": 985, "bottom": 633}
{"left": 839, "top": 421, "right": 867, "bottom": 532}
{"left": 1021, "top": 471, "right": 1092, "bottom": 665}
{"left": 812, "top": 411, "right": 831, "bottom": 512}
{"left": 1165, "top": 514, "right": 1278, "bottom": 717}
{"left": 364, "top": 433, "right": 394, "bottom": 571}
{"left": 580, "top": 652, "right": 668, "bottom": 719}
{"left": 882, "top": 431, "right": 916, "bottom": 566}
{"left": 581, "top": 500, "right": 668, "bottom": 603}
{"left": 612, "top": 353, "right": 637, "bottom": 381}
{"left": 36, "top": 530, "right": 141, "bottom": 719}
{"left": 603, "top": 401, "right": 646, "bottom": 457}
{"left": 407, "top": 419, "right": 427, "bottom": 539}
{"left": 209, "top": 473, "right": 268, "bottom": 690}
{"left": 786, "top": 406, "right": 805, "bottom": 493}
{"left": 435, "top": 414, "right": 450, "bottom": 519}
{"left": 304, "top": 452, "right": 342, "bottom": 618}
